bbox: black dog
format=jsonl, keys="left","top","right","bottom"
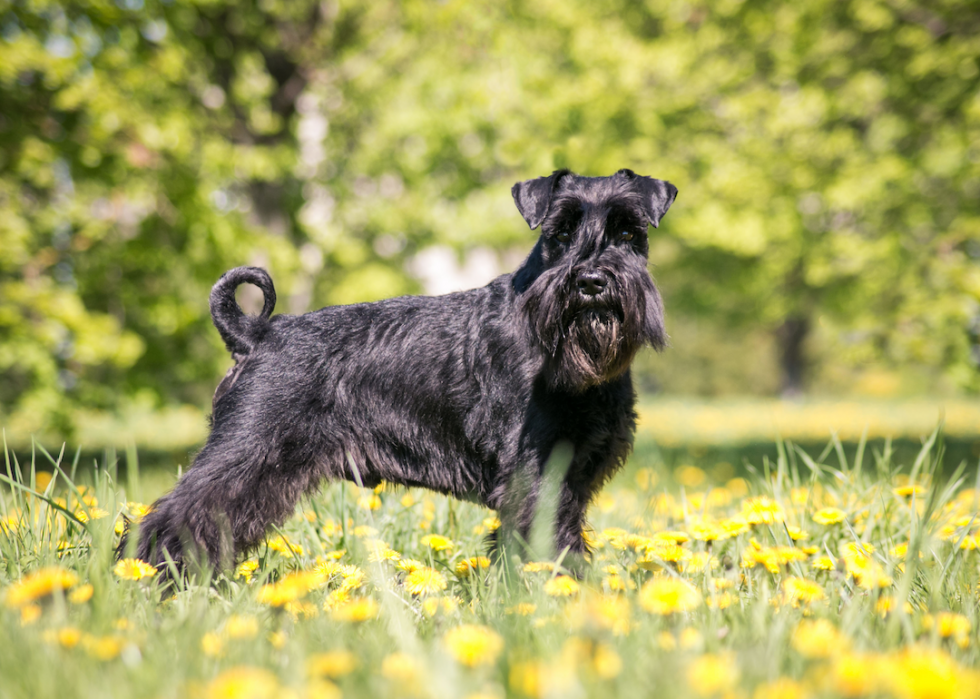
{"left": 125, "top": 169, "right": 676, "bottom": 573}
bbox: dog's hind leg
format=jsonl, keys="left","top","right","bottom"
{"left": 126, "top": 438, "right": 317, "bottom": 575}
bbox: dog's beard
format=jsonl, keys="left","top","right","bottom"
{"left": 520, "top": 258, "right": 667, "bottom": 392}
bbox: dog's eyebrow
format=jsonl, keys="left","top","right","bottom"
{"left": 603, "top": 203, "right": 645, "bottom": 228}
{"left": 546, "top": 198, "right": 585, "bottom": 226}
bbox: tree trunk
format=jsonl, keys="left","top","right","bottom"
{"left": 777, "top": 317, "right": 809, "bottom": 398}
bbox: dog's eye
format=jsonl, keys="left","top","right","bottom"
{"left": 620, "top": 231, "right": 634, "bottom": 242}
{"left": 556, "top": 230, "right": 571, "bottom": 243}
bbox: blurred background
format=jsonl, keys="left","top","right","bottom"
{"left": 2, "top": 0, "right": 979, "bottom": 467}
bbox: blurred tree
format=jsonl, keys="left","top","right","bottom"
{"left": 315, "top": 0, "right": 980, "bottom": 395}
{"left": 0, "top": 0, "right": 347, "bottom": 436}
{"left": 1, "top": 0, "right": 978, "bottom": 438}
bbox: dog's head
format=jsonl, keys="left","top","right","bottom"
{"left": 512, "top": 169, "right": 677, "bottom": 392}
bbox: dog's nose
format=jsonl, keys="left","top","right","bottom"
{"left": 577, "top": 271, "right": 607, "bottom": 297}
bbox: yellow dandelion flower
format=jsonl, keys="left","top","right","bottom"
{"left": 422, "top": 596, "right": 458, "bottom": 617}
{"left": 75, "top": 507, "right": 109, "bottom": 523}
{"left": 366, "top": 540, "right": 400, "bottom": 563}
{"left": 321, "top": 520, "right": 343, "bottom": 538}
{"left": 266, "top": 535, "right": 303, "bottom": 558}
{"left": 635, "top": 467, "right": 658, "bottom": 490}
{"left": 206, "top": 667, "right": 280, "bottom": 699}
{"left": 126, "top": 502, "right": 150, "bottom": 520}
{"left": 45, "top": 626, "right": 83, "bottom": 648}
{"left": 399, "top": 493, "right": 415, "bottom": 508}
{"left": 397, "top": 558, "right": 424, "bottom": 573}
{"left": 924, "top": 612, "right": 972, "bottom": 647}
{"left": 256, "top": 571, "right": 323, "bottom": 607}
{"left": 523, "top": 561, "right": 555, "bottom": 573}
{"left": 741, "top": 546, "right": 807, "bottom": 574}
{"left": 592, "top": 643, "right": 622, "bottom": 679}
{"left": 812, "top": 556, "right": 836, "bottom": 571}
{"left": 841, "top": 545, "right": 891, "bottom": 589}
{"left": 68, "top": 583, "right": 94, "bottom": 604}
{"left": 685, "top": 552, "right": 714, "bottom": 573}
{"left": 323, "top": 588, "right": 350, "bottom": 610}
{"left": 20, "top": 604, "right": 42, "bottom": 625}
{"left": 573, "top": 594, "right": 632, "bottom": 635}
{"left": 352, "top": 525, "right": 377, "bottom": 537}
{"left": 658, "top": 631, "right": 677, "bottom": 651}
{"left": 741, "top": 496, "right": 785, "bottom": 525}
{"left": 890, "top": 542, "right": 909, "bottom": 557}
{"left": 506, "top": 603, "right": 537, "bottom": 616}
{"left": 726, "top": 478, "right": 749, "bottom": 497}
{"left": 812, "top": 508, "right": 846, "bottom": 525}
{"left": 236, "top": 560, "right": 259, "bottom": 582}
{"left": 357, "top": 494, "right": 382, "bottom": 511}
{"left": 307, "top": 650, "right": 358, "bottom": 678}
{"left": 691, "top": 522, "right": 727, "bottom": 542}
{"left": 639, "top": 542, "right": 693, "bottom": 570}
{"left": 0, "top": 513, "right": 20, "bottom": 535}
{"left": 285, "top": 599, "right": 319, "bottom": 620}
{"left": 331, "top": 597, "right": 378, "bottom": 623}
{"left": 455, "top": 556, "right": 491, "bottom": 577}
{"left": 708, "top": 591, "right": 737, "bottom": 609}
{"left": 676, "top": 464, "right": 707, "bottom": 487}
{"left": 420, "top": 534, "right": 455, "bottom": 552}
{"left": 753, "top": 677, "right": 807, "bottom": 699}
{"left": 619, "top": 533, "right": 653, "bottom": 551}
{"left": 842, "top": 541, "right": 875, "bottom": 556}
{"left": 544, "top": 575, "right": 580, "bottom": 597}
{"left": 382, "top": 652, "right": 419, "bottom": 684}
{"left": 307, "top": 679, "right": 342, "bottom": 699}
{"left": 639, "top": 577, "right": 702, "bottom": 615}
{"left": 443, "top": 624, "right": 504, "bottom": 667}
{"left": 405, "top": 566, "right": 447, "bottom": 596}
{"left": 875, "top": 596, "right": 915, "bottom": 617}
{"left": 720, "top": 517, "right": 751, "bottom": 537}
{"left": 602, "top": 527, "right": 629, "bottom": 547}
{"left": 894, "top": 484, "right": 926, "bottom": 498}
{"left": 792, "top": 618, "right": 847, "bottom": 658}
{"left": 687, "top": 652, "right": 739, "bottom": 697}
{"left": 509, "top": 660, "right": 574, "bottom": 697}
{"left": 786, "top": 526, "right": 808, "bottom": 542}
{"left": 224, "top": 615, "right": 259, "bottom": 640}
{"left": 882, "top": 648, "right": 971, "bottom": 699}
{"left": 4, "top": 567, "right": 78, "bottom": 608}
{"left": 312, "top": 558, "right": 341, "bottom": 579}
{"left": 604, "top": 573, "right": 635, "bottom": 592}
{"left": 830, "top": 653, "right": 879, "bottom": 697}
{"left": 83, "top": 635, "right": 125, "bottom": 661}
{"left": 680, "top": 627, "right": 703, "bottom": 650}
{"left": 653, "top": 531, "right": 691, "bottom": 544}
{"left": 782, "top": 577, "right": 826, "bottom": 608}
{"left": 201, "top": 631, "right": 224, "bottom": 658}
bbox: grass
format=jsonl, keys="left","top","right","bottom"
{"left": 2, "top": 428, "right": 980, "bottom": 699}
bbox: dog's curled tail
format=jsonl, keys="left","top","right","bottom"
{"left": 210, "top": 266, "right": 277, "bottom": 356}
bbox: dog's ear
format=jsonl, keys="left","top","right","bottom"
{"left": 511, "top": 169, "right": 570, "bottom": 229}
{"left": 619, "top": 169, "right": 678, "bottom": 228}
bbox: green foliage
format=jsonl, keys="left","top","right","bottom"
{"left": 1, "top": 0, "right": 978, "bottom": 435}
